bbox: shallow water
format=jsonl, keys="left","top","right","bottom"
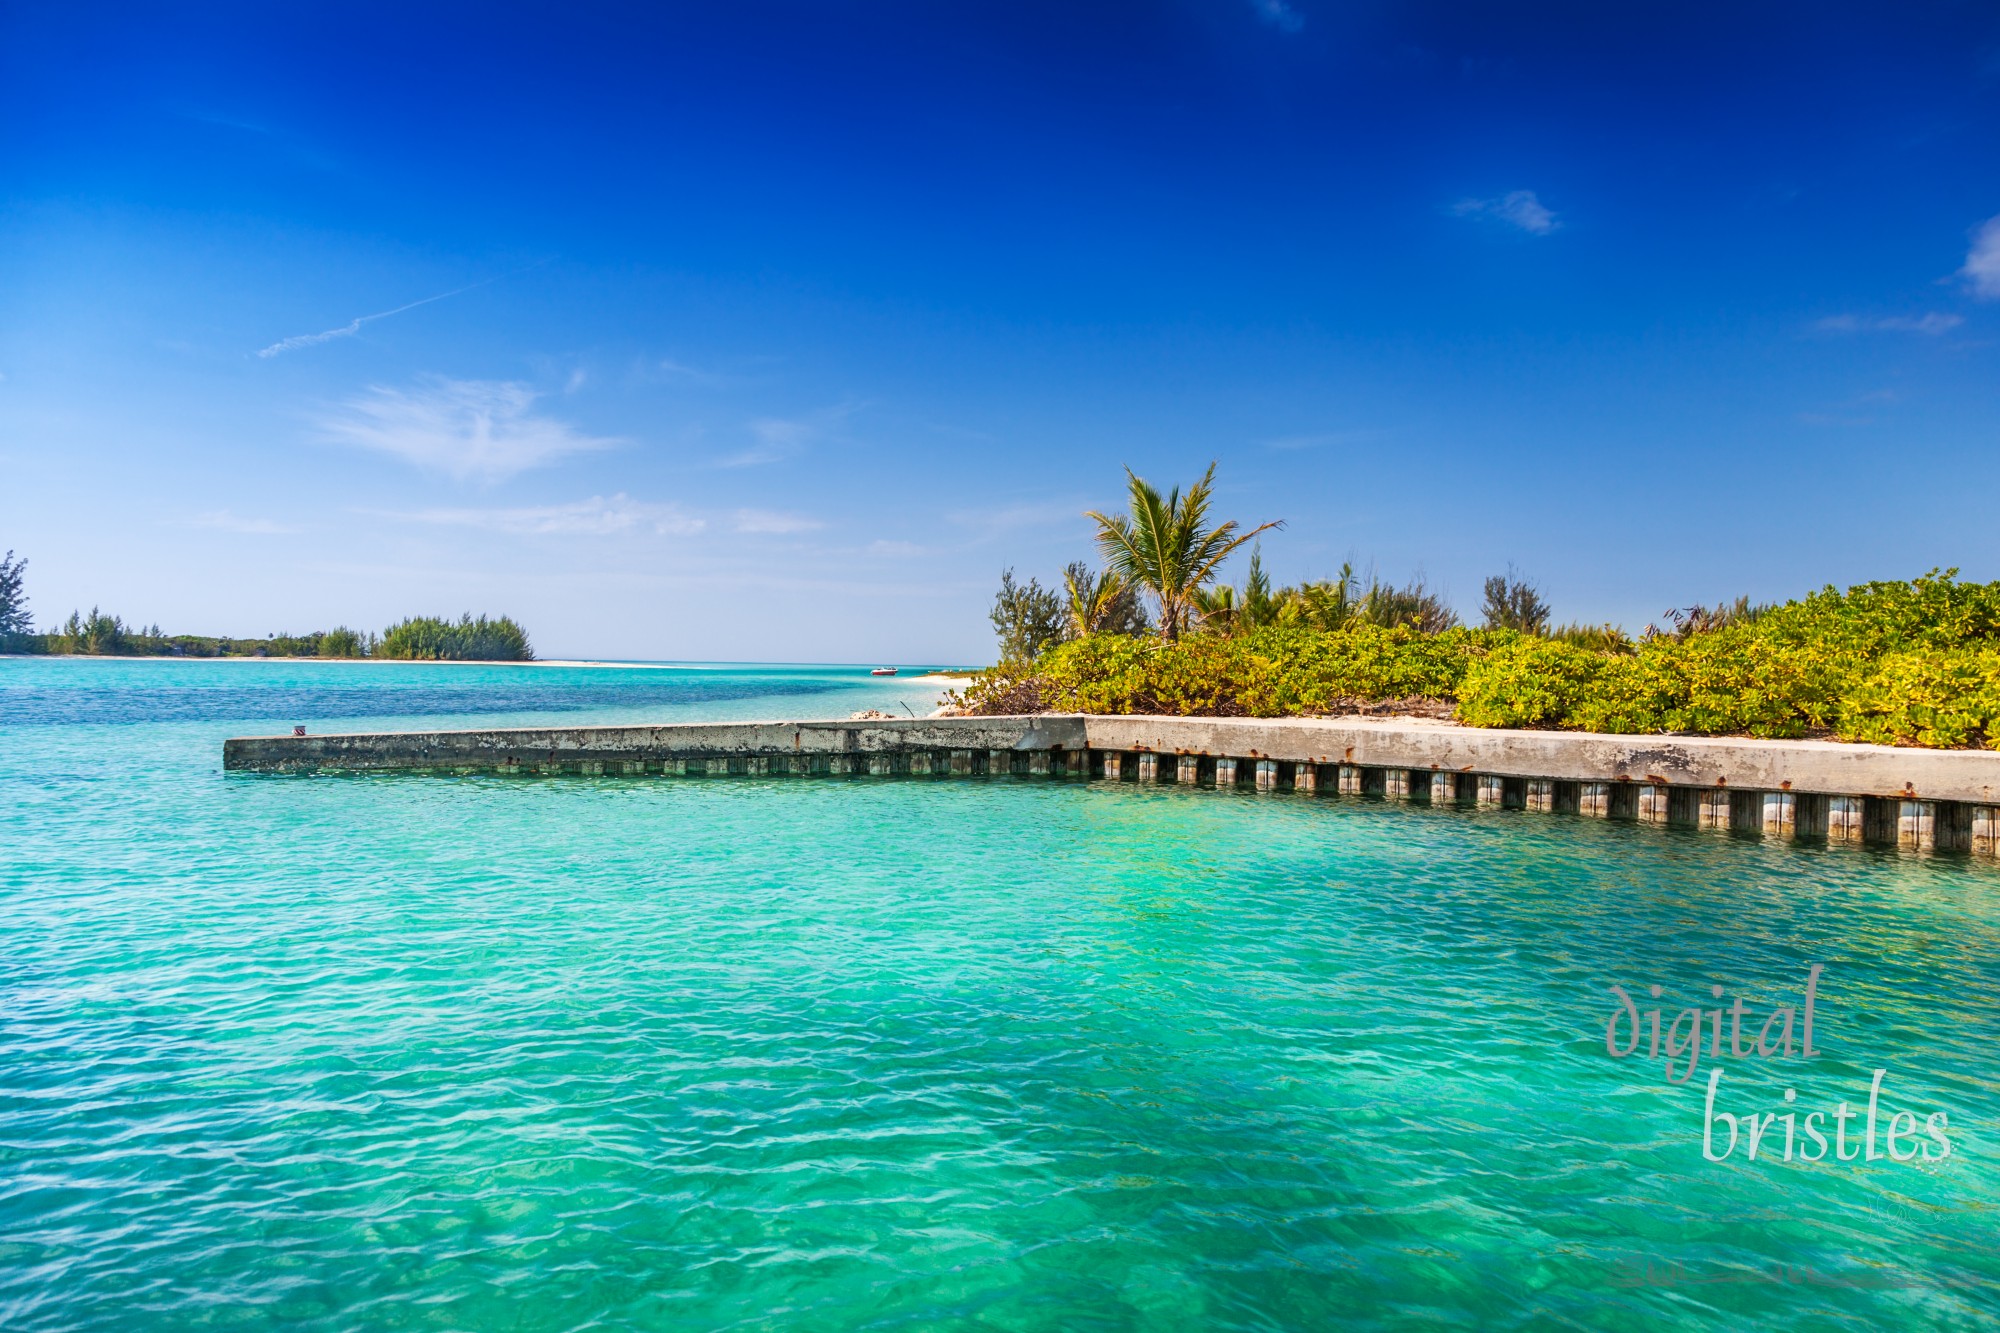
{"left": 3, "top": 657, "right": 1997, "bottom": 1330}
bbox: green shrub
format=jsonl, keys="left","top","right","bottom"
{"left": 1645, "top": 629, "right": 1815, "bottom": 739}
{"left": 1038, "top": 634, "right": 1265, "bottom": 715}
{"left": 377, "top": 614, "right": 534, "bottom": 661}
{"left": 1456, "top": 638, "right": 1610, "bottom": 728}
{"left": 1549, "top": 621, "right": 1635, "bottom": 654}
{"left": 1566, "top": 655, "right": 1678, "bottom": 734}
{"left": 957, "top": 625, "right": 1500, "bottom": 718}
{"left": 1836, "top": 648, "right": 2000, "bottom": 748}
{"left": 943, "top": 660, "right": 1049, "bottom": 715}
{"left": 319, "top": 626, "right": 372, "bottom": 658}
{"left": 1257, "top": 625, "right": 1492, "bottom": 708}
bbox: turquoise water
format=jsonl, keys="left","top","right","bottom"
{"left": 3, "top": 657, "right": 1998, "bottom": 1330}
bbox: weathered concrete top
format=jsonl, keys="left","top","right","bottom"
{"left": 222, "top": 713, "right": 2000, "bottom": 802}
{"left": 1080, "top": 716, "right": 2000, "bottom": 802}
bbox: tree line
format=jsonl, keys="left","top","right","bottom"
{"left": 0, "top": 551, "right": 532, "bottom": 661}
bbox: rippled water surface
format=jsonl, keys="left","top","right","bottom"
{"left": 3, "top": 657, "right": 1999, "bottom": 1330}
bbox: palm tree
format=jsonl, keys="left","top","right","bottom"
{"left": 1086, "top": 464, "right": 1283, "bottom": 641}
{"left": 1191, "top": 582, "right": 1240, "bottom": 635}
{"left": 1062, "top": 562, "right": 1145, "bottom": 639}
{"left": 1269, "top": 563, "right": 1359, "bottom": 632}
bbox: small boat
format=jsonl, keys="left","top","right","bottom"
{"left": 870, "top": 666, "right": 897, "bottom": 676}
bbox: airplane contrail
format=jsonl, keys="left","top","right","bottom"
{"left": 255, "top": 278, "right": 494, "bottom": 358}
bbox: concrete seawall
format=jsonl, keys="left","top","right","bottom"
{"left": 224, "top": 714, "right": 2000, "bottom": 857}
{"left": 1078, "top": 716, "right": 2000, "bottom": 802}
{"left": 223, "top": 717, "right": 1091, "bottom": 778}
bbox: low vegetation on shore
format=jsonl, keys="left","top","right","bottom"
{"left": 375, "top": 615, "right": 534, "bottom": 661}
{"left": 0, "top": 552, "right": 533, "bottom": 661}
{"left": 950, "top": 472, "right": 2000, "bottom": 749}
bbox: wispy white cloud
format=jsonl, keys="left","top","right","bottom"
{"left": 385, "top": 494, "right": 703, "bottom": 537}
{"left": 1451, "top": 189, "right": 1559, "bottom": 235}
{"left": 1961, "top": 214, "right": 2000, "bottom": 298}
{"left": 944, "top": 498, "right": 1087, "bottom": 537}
{"left": 737, "top": 417, "right": 814, "bottom": 466}
{"left": 717, "top": 403, "right": 859, "bottom": 468}
{"left": 258, "top": 280, "right": 490, "bottom": 357}
{"left": 1814, "top": 312, "right": 1963, "bottom": 335}
{"left": 189, "top": 510, "right": 300, "bottom": 535}
{"left": 1797, "top": 387, "right": 1897, "bottom": 427}
{"left": 317, "top": 376, "right": 617, "bottom": 482}
{"left": 1249, "top": 0, "right": 1303, "bottom": 32}
{"left": 378, "top": 496, "right": 826, "bottom": 539}
{"left": 656, "top": 357, "right": 738, "bottom": 388}
{"left": 733, "top": 508, "right": 823, "bottom": 534}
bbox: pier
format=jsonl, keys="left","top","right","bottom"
{"left": 224, "top": 714, "right": 2000, "bottom": 858}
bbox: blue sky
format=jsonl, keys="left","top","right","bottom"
{"left": 4, "top": 2, "right": 1999, "bottom": 662}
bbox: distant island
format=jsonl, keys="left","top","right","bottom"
{"left": 0, "top": 556, "right": 532, "bottom": 661}
{"left": 9, "top": 612, "right": 533, "bottom": 662}
{"left": 11, "top": 612, "right": 532, "bottom": 662}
